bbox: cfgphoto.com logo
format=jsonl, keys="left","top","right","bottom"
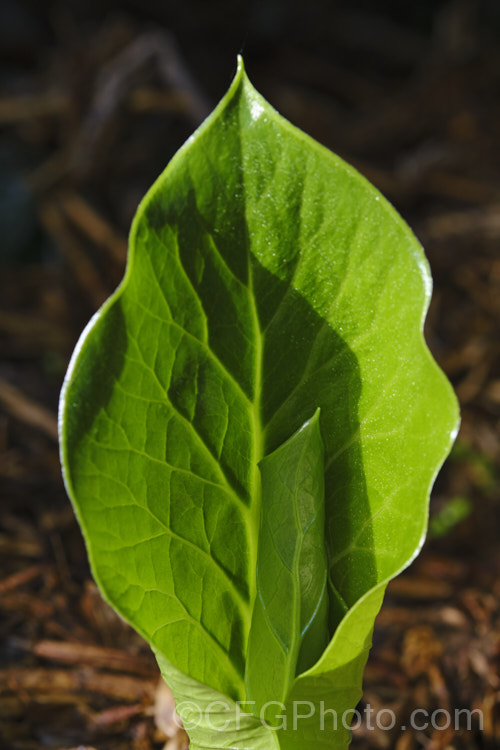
{"left": 174, "top": 700, "right": 483, "bottom": 734}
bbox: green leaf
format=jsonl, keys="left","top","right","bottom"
{"left": 245, "top": 409, "right": 328, "bottom": 720}
{"left": 153, "top": 649, "right": 280, "bottom": 750}
{"left": 59, "top": 56, "right": 459, "bottom": 749}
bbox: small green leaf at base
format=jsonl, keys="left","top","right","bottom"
{"left": 246, "top": 409, "right": 328, "bottom": 722}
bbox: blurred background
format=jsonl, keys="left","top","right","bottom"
{"left": 0, "top": 1, "right": 499, "bottom": 748}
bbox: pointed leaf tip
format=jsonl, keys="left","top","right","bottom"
{"left": 233, "top": 54, "right": 251, "bottom": 94}
{"left": 224, "top": 54, "right": 249, "bottom": 102}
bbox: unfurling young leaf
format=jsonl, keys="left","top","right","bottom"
{"left": 245, "top": 408, "right": 329, "bottom": 721}
{"left": 59, "top": 57, "right": 459, "bottom": 749}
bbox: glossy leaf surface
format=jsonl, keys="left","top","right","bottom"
{"left": 60, "top": 57, "right": 459, "bottom": 748}
{"left": 245, "top": 409, "right": 328, "bottom": 718}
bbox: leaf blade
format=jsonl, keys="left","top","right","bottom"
{"left": 59, "top": 56, "right": 459, "bottom": 747}
{"left": 245, "top": 409, "right": 328, "bottom": 717}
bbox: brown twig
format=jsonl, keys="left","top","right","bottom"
{"left": 38, "top": 202, "right": 110, "bottom": 309}
{"left": 59, "top": 191, "right": 128, "bottom": 265}
{"left": 2, "top": 668, "right": 156, "bottom": 702}
{"left": 0, "top": 92, "right": 70, "bottom": 124}
{"left": 0, "top": 564, "right": 44, "bottom": 595}
{"left": 0, "top": 380, "right": 58, "bottom": 441}
{"left": 34, "top": 640, "right": 158, "bottom": 677}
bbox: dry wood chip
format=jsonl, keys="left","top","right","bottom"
{"left": 93, "top": 701, "right": 145, "bottom": 726}
{"left": 154, "top": 678, "right": 181, "bottom": 738}
{"left": 401, "top": 626, "right": 443, "bottom": 678}
{"left": 1, "top": 667, "right": 155, "bottom": 702}
{"left": 387, "top": 576, "right": 453, "bottom": 600}
{"left": 33, "top": 639, "right": 158, "bottom": 676}
{"left": 0, "top": 564, "right": 44, "bottom": 594}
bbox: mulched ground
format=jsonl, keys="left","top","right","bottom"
{"left": 0, "top": 2, "right": 499, "bottom": 748}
